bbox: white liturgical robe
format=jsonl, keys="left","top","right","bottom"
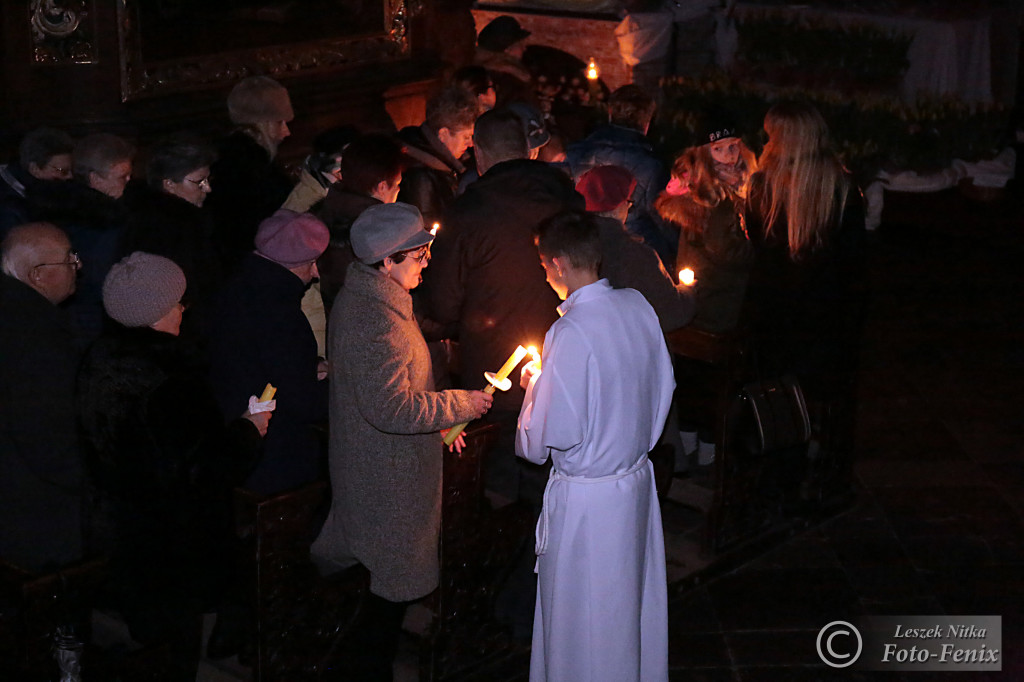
{"left": 517, "top": 278, "right": 674, "bottom": 682}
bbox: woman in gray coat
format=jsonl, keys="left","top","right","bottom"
{"left": 312, "top": 202, "right": 491, "bottom": 681}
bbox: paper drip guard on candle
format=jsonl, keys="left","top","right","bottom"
{"left": 442, "top": 345, "right": 529, "bottom": 446}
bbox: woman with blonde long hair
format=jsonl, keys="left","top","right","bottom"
{"left": 748, "top": 101, "right": 854, "bottom": 258}
{"left": 743, "top": 101, "right": 866, "bottom": 510}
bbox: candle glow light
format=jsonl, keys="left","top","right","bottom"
{"left": 443, "top": 345, "right": 529, "bottom": 446}
{"left": 679, "top": 268, "right": 695, "bottom": 286}
{"left": 586, "top": 58, "right": 599, "bottom": 81}
{"left": 527, "top": 345, "right": 541, "bottom": 371}
{"left": 431, "top": 222, "right": 440, "bottom": 236}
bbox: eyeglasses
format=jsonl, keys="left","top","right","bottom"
{"left": 185, "top": 176, "right": 211, "bottom": 189}
{"left": 391, "top": 246, "right": 431, "bottom": 265}
{"left": 34, "top": 251, "right": 81, "bottom": 270}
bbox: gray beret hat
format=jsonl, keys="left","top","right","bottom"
{"left": 103, "top": 252, "right": 186, "bottom": 328}
{"left": 351, "top": 202, "right": 433, "bottom": 264}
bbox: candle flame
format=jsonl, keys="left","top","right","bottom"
{"left": 431, "top": 222, "right": 440, "bottom": 236}
{"left": 586, "top": 58, "right": 599, "bottom": 81}
{"left": 527, "top": 345, "right": 541, "bottom": 368}
{"left": 679, "top": 268, "right": 695, "bottom": 286}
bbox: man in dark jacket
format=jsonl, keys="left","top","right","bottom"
{"left": 316, "top": 133, "right": 404, "bottom": 310}
{"left": 396, "top": 86, "right": 478, "bottom": 225}
{"left": 427, "top": 109, "right": 583, "bottom": 499}
{"left": 566, "top": 84, "right": 675, "bottom": 269}
{"left": 0, "top": 223, "right": 84, "bottom": 572}
{"left": 206, "top": 209, "right": 329, "bottom": 496}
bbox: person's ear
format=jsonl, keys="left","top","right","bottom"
{"left": 162, "top": 178, "right": 175, "bottom": 191}
{"left": 551, "top": 256, "right": 564, "bottom": 277}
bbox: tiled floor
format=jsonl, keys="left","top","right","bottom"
{"left": 196, "top": 186, "right": 1024, "bottom": 680}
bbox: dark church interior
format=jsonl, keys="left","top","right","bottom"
{"left": 1, "top": 0, "right": 1022, "bottom": 679}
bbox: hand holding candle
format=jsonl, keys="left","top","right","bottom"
{"left": 443, "top": 345, "right": 529, "bottom": 446}
{"left": 521, "top": 345, "right": 541, "bottom": 389}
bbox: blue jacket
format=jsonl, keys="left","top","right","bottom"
{"left": 566, "top": 124, "right": 675, "bottom": 268}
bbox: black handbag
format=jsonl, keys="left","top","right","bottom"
{"left": 741, "top": 375, "right": 811, "bottom": 453}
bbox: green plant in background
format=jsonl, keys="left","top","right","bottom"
{"left": 733, "top": 11, "right": 912, "bottom": 92}
{"left": 655, "top": 73, "right": 1009, "bottom": 185}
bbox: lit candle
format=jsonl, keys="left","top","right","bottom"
{"left": 679, "top": 268, "right": 695, "bottom": 286}
{"left": 586, "top": 58, "right": 599, "bottom": 81}
{"left": 443, "top": 345, "right": 530, "bottom": 446}
{"left": 527, "top": 345, "right": 541, "bottom": 371}
{"left": 431, "top": 222, "right": 440, "bottom": 236}
{"left": 494, "top": 345, "right": 528, "bottom": 383}
{"left": 259, "top": 383, "right": 277, "bottom": 401}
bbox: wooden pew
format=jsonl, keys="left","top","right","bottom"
{"left": 0, "top": 556, "right": 108, "bottom": 679}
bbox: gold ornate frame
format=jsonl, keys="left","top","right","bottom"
{"left": 117, "top": 0, "right": 411, "bottom": 102}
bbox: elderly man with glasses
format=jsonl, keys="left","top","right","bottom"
{"left": 0, "top": 222, "right": 85, "bottom": 573}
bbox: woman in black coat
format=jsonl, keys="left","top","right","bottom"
{"left": 743, "top": 102, "right": 866, "bottom": 508}
{"left": 78, "top": 252, "right": 269, "bottom": 680}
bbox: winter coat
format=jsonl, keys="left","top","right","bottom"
{"left": 595, "top": 216, "right": 695, "bottom": 333}
{"left": 311, "top": 262, "right": 479, "bottom": 601}
{"left": 315, "top": 185, "right": 380, "bottom": 311}
{"left": 566, "top": 124, "right": 674, "bottom": 268}
{"left": 205, "top": 253, "right": 328, "bottom": 495}
{"left": 206, "top": 131, "right": 293, "bottom": 272}
{"left": 78, "top": 325, "right": 262, "bottom": 637}
{"left": 0, "top": 275, "right": 84, "bottom": 571}
{"left": 426, "top": 158, "right": 584, "bottom": 412}
{"left": 0, "top": 163, "right": 35, "bottom": 239}
{"left": 743, "top": 173, "right": 867, "bottom": 398}
{"left": 396, "top": 124, "right": 464, "bottom": 225}
{"left": 28, "top": 179, "right": 129, "bottom": 350}
{"left": 122, "top": 183, "right": 224, "bottom": 311}
{"left": 657, "top": 192, "right": 753, "bottom": 334}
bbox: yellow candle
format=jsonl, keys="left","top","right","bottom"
{"left": 494, "top": 345, "right": 528, "bottom": 382}
{"left": 442, "top": 345, "right": 529, "bottom": 446}
{"left": 259, "top": 383, "right": 277, "bottom": 401}
{"left": 679, "top": 268, "right": 695, "bottom": 286}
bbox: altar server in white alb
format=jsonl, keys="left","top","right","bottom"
{"left": 516, "top": 209, "right": 674, "bottom": 682}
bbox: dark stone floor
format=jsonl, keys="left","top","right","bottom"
{"left": 663, "top": 187, "right": 1024, "bottom": 681}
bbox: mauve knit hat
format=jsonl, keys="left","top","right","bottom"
{"left": 227, "top": 76, "right": 294, "bottom": 125}
{"left": 254, "top": 209, "right": 330, "bottom": 267}
{"left": 103, "top": 252, "right": 186, "bottom": 328}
